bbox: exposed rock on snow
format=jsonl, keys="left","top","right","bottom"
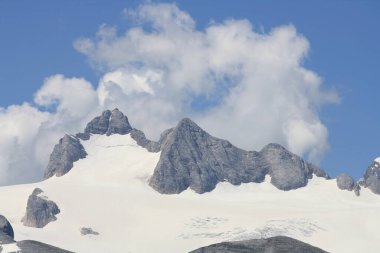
{"left": 44, "top": 135, "right": 87, "bottom": 179}
{"left": 75, "top": 132, "right": 91, "bottom": 141}
{"left": 84, "top": 108, "right": 132, "bottom": 136}
{"left": 130, "top": 129, "right": 160, "bottom": 152}
{"left": 80, "top": 227, "right": 99, "bottom": 236}
{"left": 363, "top": 160, "right": 380, "bottom": 194}
{"left": 188, "top": 236, "right": 329, "bottom": 253}
{"left": 84, "top": 110, "right": 111, "bottom": 135}
{"left": 261, "top": 143, "right": 329, "bottom": 191}
{"left": 22, "top": 188, "right": 60, "bottom": 228}
{"left": 16, "top": 240, "right": 73, "bottom": 253}
{"left": 0, "top": 215, "right": 71, "bottom": 252}
{"left": 0, "top": 215, "right": 14, "bottom": 244}
{"left": 336, "top": 173, "right": 360, "bottom": 196}
{"left": 149, "top": 118, "right": 329, "bottom": 194}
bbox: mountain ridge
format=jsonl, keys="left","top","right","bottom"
{"left": 42, "top": 109, "right": 380, "bottom": 196}
{"left": 0, "top": 113, "right": 379, "bottom": 252}
{"left": 44, "top": 109, "right": 332, "bottom": 194}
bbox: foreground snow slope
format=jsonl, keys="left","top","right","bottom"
{"left": 0, "top": 134, "right": 379, "bottom": 253}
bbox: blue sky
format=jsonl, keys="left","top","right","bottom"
{"left": 0, "top": 0, "right": 379, "bottom": 181}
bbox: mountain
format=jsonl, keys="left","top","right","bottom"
{"left": 362, "top": 158, "right": 380, "bottom": 194}
{"left": 0, "top": 109, "right": 379, "bottom": 253}
{"left": 45, "top": 109, "right": 330, "bottom": 194}
{"left": 149, "top": 118, "right": 329, "bottom": 194}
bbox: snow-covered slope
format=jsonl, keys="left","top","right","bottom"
{"left": 0, "top": 134, "right": 379, "bottom": 253}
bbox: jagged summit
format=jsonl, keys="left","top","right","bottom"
{"left": 362, "top": 158, "right": 380, "bottom": 194}
{"left": 150, "top": 116, "right": 329, "bottom": 194}
{"left": 84, "top": 108, "right": 132, "bottom": 136}
{"left": 44, "top": 134, "right": 87, "bottom": 179}
{"left": 176, "top": 117, "right": 201, "bottom": 129}
{"left": 44, "top": 109, "right": 132, "bottom": 179}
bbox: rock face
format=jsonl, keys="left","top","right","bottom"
{"left": 43, "top": 109, "right": 329, "bottom": 194}
{"left": 363, "top": 159, "right": 380, "bottom": 194}
{"left": 22, "top": 188, "right": 60, "bottom": 228}
{"left": 16, "top": 240, "right": 73, "bottom": 253}
{"left": 84, "top": 108, "right": 132, "bottom": 136}
{"left": 0, "top": 215, "right": 14, "bottom": 244}
{"left": 44, "top": 134, "right": 87, "bottom": 179}
{"left": 188, "top": 236, "right": 329, "bottom": 253}
{"left": 45, "top": 109, "right": 150, "bottom": 179}
{"left": 130, "top": 129, "right": 161, "bottom": 152}
{"left": 261, "top": 143, "right": 328, "bottom": 190}
{"left": 336, "top": 173, "right": 360, "bottom": 196}
{"left": 0, "top": 215, "right": 71, "bottom": 251}
{"left": 149, "top": 118, "right": 329, "bottom": 194}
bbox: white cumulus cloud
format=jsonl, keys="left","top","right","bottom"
{"left": 75, "top": 2, "right": 338, "bottom": 161}
{"left": 0, "top": 75, "right": 100, "bottom": 185}
{"left": 0, "top": 2, "right": 338, "bottom": 186}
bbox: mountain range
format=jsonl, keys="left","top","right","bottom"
{"left": 0, "top": 109, "right": 379, "bottom": 253}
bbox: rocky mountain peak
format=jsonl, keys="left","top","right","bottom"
{"left": 149, "top": 117, "right": 329, "bottom": 194}
{"left": 176, "top": 117, "right": 201, "bottom": 129}
{"left": 261, "top": 143, "right": 288, "bottom": 152}
{"left": 363, "top": 159, "right": 380, "bottom": 194}
{"left": 169, "top": 118, "right": 208, "bottom": 139}
{"left": 44, "top": 135, "right": 87, "bottom": 179}
{"left": 84, "top": 108, "right": 132, "bottom": 136}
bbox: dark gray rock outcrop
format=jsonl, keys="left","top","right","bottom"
{"left": 336, "top": 173, "right": 361, "bottom": 196}
{"left": 0, "top": 215, "right": 14, "bottom": 244}
{"left": 149, "top": 118, "right": 329, "bottom": 194}
{"left": 261, "top": 143, "right": 328, "bottom": 190}
{"left": 0, "top": 216, "right": 71, "bottom": 251}
{"left": 44, "top": 134, "right": 87, "bottom": 179}
{"left": 84, "top": 110, "right": 111, "bottom": 135}
{"left": 80, "top": 227, "right": 99, "bottom": 236}
{"left": 16, "top": 240, "right": 73, "bottom": 253}
{"left": 22, "top": 188, "right": 60, "bottom": 228}
{"left": 84, "top": 108, "right": 132, "bottom": 136}
{"left": 75, "top": 132, "right": 90, "bottom": 141}
{"left": 130, "top": 129, "right": 161, "bottom": 152}
{"left": 130, "top": 127, "right": 175, "bottom": 152}
{"left": 188, "top": 236, "right": 329, "bottom": 253}
{"left": 363, "top": 159, "right": 380, "bottom": 194}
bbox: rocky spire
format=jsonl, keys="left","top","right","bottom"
{"left": 362, "top": 159, "right": 380, "bottom": 194}
{"left": 44, "top": 135, "right": 87, "bottom": 179}
{"left": 84, "top": 108, "right": 132, "bottom": 136}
